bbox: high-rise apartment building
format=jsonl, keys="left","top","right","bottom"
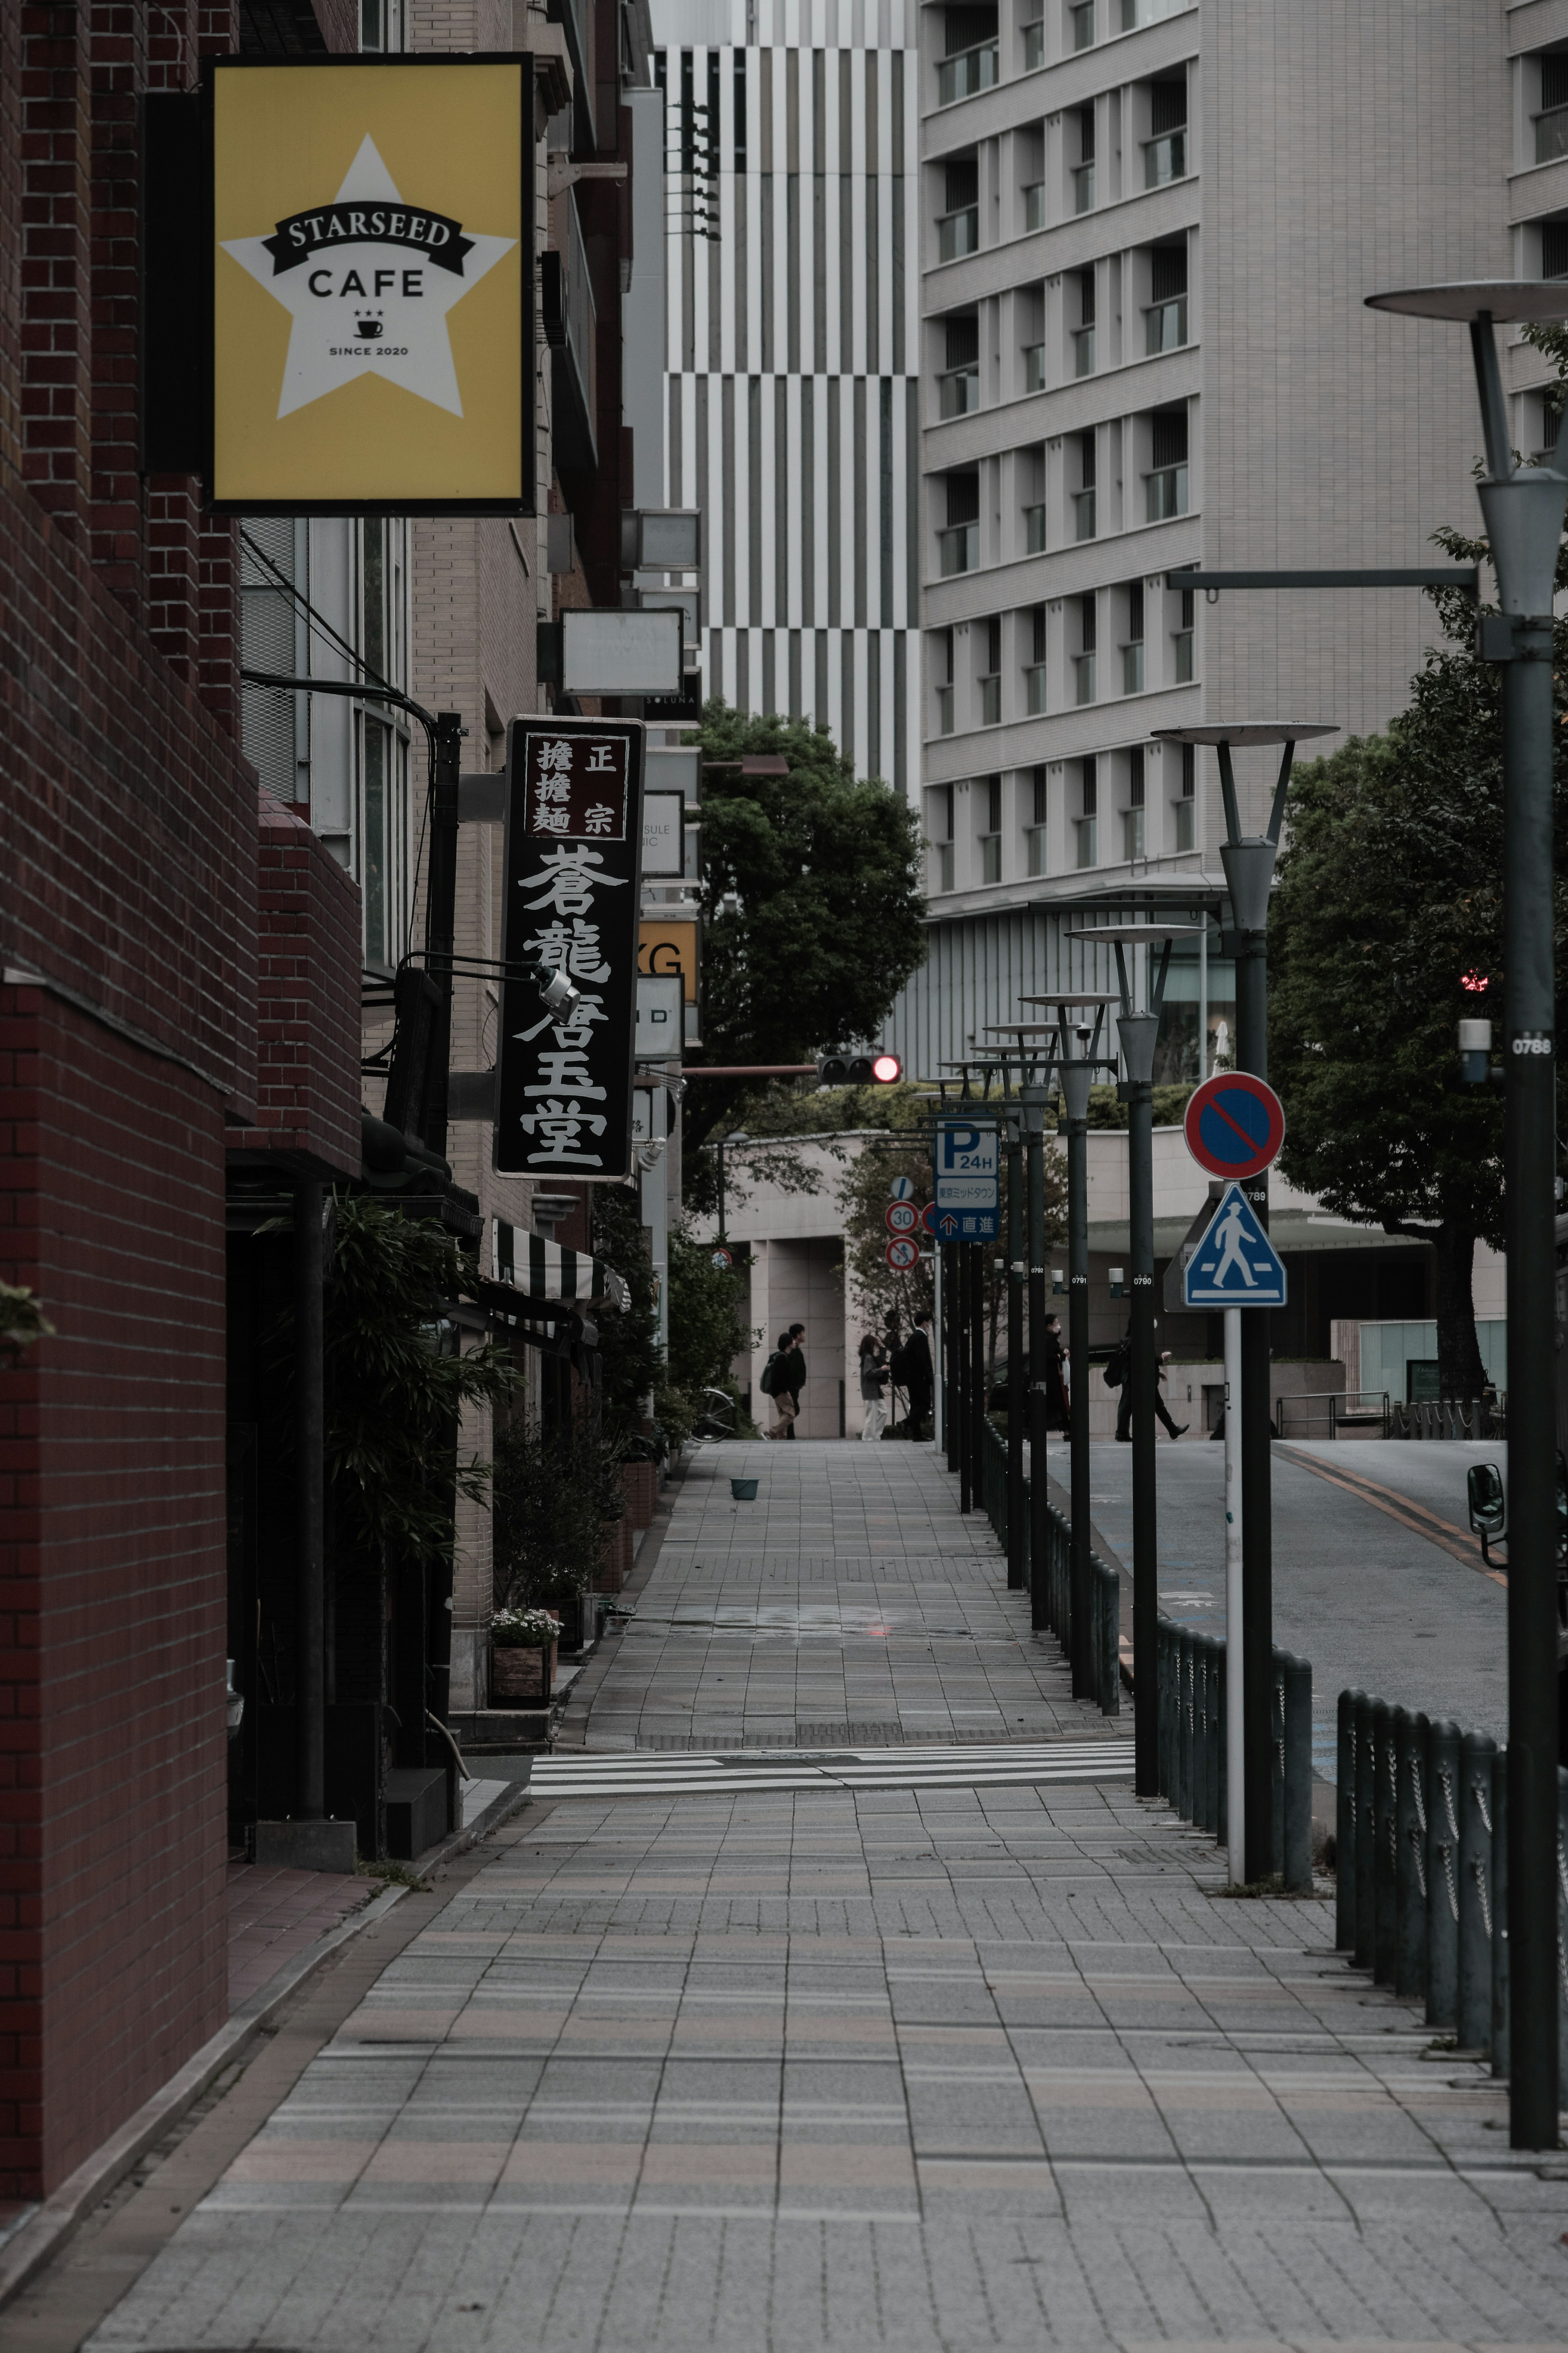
{"left": 650, "top": 0, "right": 921, "bottom": 794}
{"left": 891, "top": 0, "right": 1523, "bottom": 1076}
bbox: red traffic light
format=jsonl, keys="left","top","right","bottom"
{"left": 871, "top": 1053, "right": 902, "bottom": 1084}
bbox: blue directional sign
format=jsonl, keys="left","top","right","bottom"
{"left": 1182, "top": 1181, "right": 1287, "bottom": 1308}
{"left": 934, "top": 1206, "right": 998, "bottom": 1242}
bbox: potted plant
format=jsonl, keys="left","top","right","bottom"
{"left": 489, "top": 1605, "right": 561, "bottom": 1703}
{"left": 537, "top": 1563, "right": 589, "bottom": 1653}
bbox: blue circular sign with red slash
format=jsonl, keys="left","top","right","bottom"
{"left": 1183, "top": 1073, "right": 1286, "bottom": 1181}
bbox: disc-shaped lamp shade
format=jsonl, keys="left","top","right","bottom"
{"left": 1018, "top": 992, "right": 1121, "bottom": 1008}
{"left": 1366, "top": 281, "right": 1568, "bottom": 324}
{"left": 1151, "top": 724, "right": 1339, "bottom": 748}
{"left": 1065, "top": 925, "right": 1206, "bottom": 945}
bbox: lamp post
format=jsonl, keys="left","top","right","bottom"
{"left": 1152, "top": 725, "right": 1336, "bottom": 1871}
{"left": 1022, "top": 992, "right": 1118, "bottom": 1694}
{"left": 1366, "top": 281, "right": 1568, "bottom": 2150}
{"left": 715, "top": 1128, "right": 748, "bottom": 1242}
{"left": 1069, "top": 927, "right": 1205, "bottom": 1795}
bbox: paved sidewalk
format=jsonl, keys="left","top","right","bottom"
{"left": 77, "top": 1444, "right": 1568, "bottom": 2351}
{"left": 227, "top": 1863, "right": 376, "bottom": 2007}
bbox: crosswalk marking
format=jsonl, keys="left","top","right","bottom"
{"left": 528, "top": 1739, "right": 1134, "bottom": 1800}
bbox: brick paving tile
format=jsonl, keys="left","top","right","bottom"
{"left": 79, "top": 1445, "right": 1568, "bottom": 2352}
{"left": 226, "top": 1860, "right": 374, "bottom": 2006}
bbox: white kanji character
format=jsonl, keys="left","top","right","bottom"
{"left": 518, "top": 845, "right": 628, "bottom": 917}
{"left": 534, "top": 804, "right": 571, "bottom": 835}
{"left": 535, "top": 776, "right": 572, "bottom": 804}
{"left": 582, "top": 803, "right": 615, "bottom": 835}
{"left": 529, "top": 919, "right": 612, "bottom": 983}
{"left": 523, "top": 1051, "right": 606, "bottom": 1100}
{"left": 513, "top": 986, "right": 606, "bottom": 1047}
{"left": 584, "top": 743, "right": 616, "bottom": 772}
{"left": 517, "top": 1098, "right": 607, "bottom": 1166}
{"left": 536, "top": 738, "right": 575, "bottom": 775}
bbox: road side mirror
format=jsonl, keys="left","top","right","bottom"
{"left": 1467, "top": 1461, "right": 1506, "bottom": 1539}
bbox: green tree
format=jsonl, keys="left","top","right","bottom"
{"left": 589, "top": 1182, "right": 663, "bottom": 1434}
{"left": 1270, "top": 607, "right": 1568, "bottom": 1397}
{"left": 681, "top": 703, "right": 927, "bottom": 1157}
{"left": 666, "top": 1222, "right": 755, "bottom": 1399}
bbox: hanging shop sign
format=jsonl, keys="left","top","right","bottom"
{"left": 172, "top": 57, "right": 533, "bottom": 514}
{"left": 496, "top": 718, "right": 646, "bottom": 1179}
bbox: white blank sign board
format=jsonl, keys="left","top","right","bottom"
{"left": 642, "top": 791, "right": 685, "bottom": 875}
{"left": 636, "top": 974, "right": 684, "bottom": 1059}
{"left": 561, "top": 608, "right": 682, "bottom": 693}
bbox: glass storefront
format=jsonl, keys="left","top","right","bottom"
{"left": 1153, "top": 935, "right": 1235, "bottom": 1085}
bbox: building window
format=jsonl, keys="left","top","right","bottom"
{"left": 931, "top": 782, "right": 956, "bottom": 892}
{"left": 938, "top": 158, "right": 980, "bottom": 259}
{"left": 1024, "top": 338, "right": 1047, "bottom": 390}
{"left": 979, "top": 772, "right": 1003, "bottom": 882}
{"left": 934, "top": 627, "right": 955, "bottom": 734}
{"left": 1174, "top": 739, "right": 1195, "bottom": 850}
{"left": 1542, "top": 216, "right": 1568, "bottom": 281}
{"left": 1073, "top": 593, "right": 1096, "bottom": 705}
{"left": 1023, "top": 1, "right": 1047, "bottom": 68}
{"left": 1071, "top": 107, "right": 1095, "bottom": 212}
{"left": 1026, "top": 765, "right": 1048, "bottom": 873}
{"left": 1069, "top": 0, "right": 1093, "bottom": 46}
{"left": 939, "top": 472, "right": 980, "bottom": 575}
{"left": 1073, "top": 431, "right": 1097, "bottom": 541}
{"left": 1076, "top": 756, "right": 1097, "bottom": 867}
{"left": 360, "top": 0, "right": 405, "bottom": 48}
{"left": 1145, "top": 241, "right": 1188, "bottom": 354}
{"left": 939, "top": 312, "right": 980, "bottom": 416}
{"left": 358, "top": 516, "right": 410, "bottom": 975}
{"left": 1025, "top": 500, "right": 1047, "bottom": 551}
{"left": 938, "top": 6, "right": 999, "bottom": 105}
{"left": 1023, "top": 181, "right": 1047, "bottom": 232}
{"left": 1122, "top": 0, "right": 1188, "bottom": 25}
{"left": 1122, "top": 744, "right": 1145, "bottom": 861}
{"left": 1144, "top": 76, "right": 1187, "bottom": 186}
{"left": 1170, "top": 571, "right": 1195, "bottom": 678}
{"left": 1122, "top": 581, "right": 1144, "bottom": 694}
{"left": 1025, "top": 604, "right": 1047, "bottom": 712}
{"left": 1072, "top": 268, "right": 1096, "bottom": 376}
{"left": 1537, "top": 50, "right": 1568, "bottom": 164}
{"left": 980, "top": 616, "right": 1002, "bottom": 725}
{"left": 1146, "top": 408, "right": 1188, "bottom": 522}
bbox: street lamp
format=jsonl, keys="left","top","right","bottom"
{"left": 716, "top": 1129, "right": 748, "bottom": 1241}
{"left": 1365, "top": 279, "right": 1568, "bottom": 2151}
{"left": 1069, "top": 925, "right": 1205, "bottom": 1796}
{"left": 1021, "top": 991, "right": 1119, "bottom": 1694}
{"left": 1152, "top": 724, "right": 1337, "bottom": 1874}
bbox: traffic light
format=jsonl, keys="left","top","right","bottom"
{"left": 816, "top": 1050, "right": 902, "bottom": 1086}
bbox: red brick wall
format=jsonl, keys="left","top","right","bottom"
{"left": 0, "top": 0, "right": 256, "bottom": 2203}
{"left": 228, "top": 796, "right": 364, "bottom": 1178}
{"left": 0, "top": 985, "right": 229, "bottom": 2198}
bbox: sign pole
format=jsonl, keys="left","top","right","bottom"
{"left": 933, "top": 1241, "right": 944, "bottom": 1456}
{"left": 1023, "top": 1088, "right": 1050, "bottom": 1630}
{"left": 1060, "top": 1057, "right": 1094, "bottom": 1695}
{"left": 969, "top": 1243, "right": 986, "bottom": 1515}
{"left": 1005, "top": 1112, "right": 1025, "bottom": 1591}
{"left": 1224, "top": 1303, "right": 1245, "bottom": 1885}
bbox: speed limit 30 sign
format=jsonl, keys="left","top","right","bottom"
{"left": 884, "top": 1200, "right": 919, "bottom": 1236}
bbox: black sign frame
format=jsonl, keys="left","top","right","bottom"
{"left": 496, "top": 717, "right": 646, "bottom": 1180}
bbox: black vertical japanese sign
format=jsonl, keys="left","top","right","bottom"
{"left": 496, "top": 716, "right": 646, "bottom": 1179}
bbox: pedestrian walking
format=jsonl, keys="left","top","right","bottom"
{"left": 759, "top": 1333, "right": 798, "bottom": 1439}
{"left": 1110, "top": 1323, "right": 1189, "bottom": 1442}
{"left": 859, "top": 1334, "right": 889, "bottom": 1443}
{"left": 783, "top": 1323, "right": 806, "bottom": 1438}
{"left": 893, "top": 1313, "right": 935, "bottom": 1439}
{"left": 1039, "top": 1312, "right": 1070, "bottom": 1434}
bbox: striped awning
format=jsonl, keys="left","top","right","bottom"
{"left": 493, "top": 1222, "right": 630, "bottom": 1313}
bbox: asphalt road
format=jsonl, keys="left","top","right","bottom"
{"left": 1054, "top": 1436, "right": 1509, "bottom": 1771}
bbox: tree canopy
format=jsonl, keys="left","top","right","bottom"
{"left": 1270, "top": 566, "right": 1568, "bottom": 1396}
{"left": 681, "top": 704, "right": 926, "bottom": 1155}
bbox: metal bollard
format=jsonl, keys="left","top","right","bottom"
{"left": 1216, "top": 1640, "right": 1228, "bottom": 1848}
{"left": 1490, "top": 1745, "right": 1508, "bottom": 2080}
{"left": 1425, "top": 1719, "right": 1461, "bottom": 2030}
{"left": 1281, "top": 1654, "right": 1312, "bottom": 1894}
{"left": 1176, "top": 1627, "right": 1193, "bottom": 1820}
{"left": 1393, "top": 1708, "right": 1427, "bottom": 2000}
{"left": 1354, "top": 1692, "right": 1376, "bottom": 1970}
{"left": 1457, "top": 1729, "right": 1496, "bottom": 2055}
{"left": 1103, "top": 1561, "right": 1120, "bottom": 1716}
{"left": 1194, "top": 1635, "right": 1213, "bottom": 1833}
{"left": 1372, "top": 1697, "right": 1396, "bottom": 1984}
{"left": 1270, "top": 1650, "right": 1286, "bottom": 1880}
{"left": 1558, "top": 1767, "right": 1568, "bottom": 2092}
{"left": 1337, "top": 1690, "right": 1361, "bottom": 1952}
{"left": 1157, "top": 1619, "right": 1173, "bottom": 1799}
{"left": 1204, "top": 1635, "right": 1224, "bottom": 1839}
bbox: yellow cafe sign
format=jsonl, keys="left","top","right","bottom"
{"left": 205, "top": 56, "right": 531, "bottom": 515}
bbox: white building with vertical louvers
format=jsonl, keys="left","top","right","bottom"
{"left": 650, "top": 0, "right": 921, "bottom": 796}
{"left": 892, "top": 0, "right": 1519, "bottom": 1080}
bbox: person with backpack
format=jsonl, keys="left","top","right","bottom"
{"left": 858, "top": 1334, "right": 889, "bottom": 1443}
{"left": 1108, "top": 1320, "right": 1187, "bottom": 1442}
{"left": 759, "top": 1333, "right": 797, "bottom": 1439}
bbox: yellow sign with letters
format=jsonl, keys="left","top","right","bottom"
{"left": 209, "top": 57, "right": 530, "bottom": 514}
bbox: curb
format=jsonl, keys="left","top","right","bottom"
{"left": 0, "top": 1778, "right": 529, "bottom": 2313}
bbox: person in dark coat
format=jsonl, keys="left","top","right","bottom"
{"left": 783, "top": 1323, "right": 806, "bottom": 1437}
{"left": 1038, "top": 1313, "right": 1070, "bottom": 1433}
{"left": 899, "top": 1313, "right": 935, "bottom": 1438}
{"left": 1112, "top": 1321, "right": 1188, "bottom": 1442}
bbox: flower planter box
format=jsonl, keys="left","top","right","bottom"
{"left": 490, "top": 1641, "right": 556, "bottom": 1702}
{"left": 621, "top": 1461, "right": 657, "bottom": 1530}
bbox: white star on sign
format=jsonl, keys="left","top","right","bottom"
{"left": 221, "top": 135, "right": 514, "bottom": 420}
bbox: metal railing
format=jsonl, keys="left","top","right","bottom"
{"left": 978, "top": 1418, "right": 1120, "bottom": 1711}
{"left": 1389, "top": 1394, "right": 1507, "bottom": 1441}
{"left": 1275, "top": 1389, "right": 1391, "bottom": 1440}
{"left": 1334, "top": 1691, "right": 1568, "bottom": 2063}
{"left": 1155, "top": 1620, "right": 1313, "bottom": 1886}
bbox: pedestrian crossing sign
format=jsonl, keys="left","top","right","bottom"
{"left": 1181, "top": 1180, "right": 1287, "bottom": 1308}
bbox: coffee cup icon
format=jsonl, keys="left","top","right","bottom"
{"left": 354, "top": 313, "right": 384, "bottom": 341}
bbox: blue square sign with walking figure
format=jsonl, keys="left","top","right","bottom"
{"left": 1182, "top": 1180, "right": 1287, "bottom": 1308}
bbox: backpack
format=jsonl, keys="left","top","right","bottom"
{"left": 1102, "top": 1342, "right": 1129, "bottom": 1392}
{"left": 760, "top": 1351, "right": 785, "bottom": 1397}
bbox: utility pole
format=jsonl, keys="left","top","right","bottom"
{"left": 422, "top": 709, "right": 464, "bottom": 1164}
{"left": 1022, "top": 1084, "right": 1050, "bottom": 1630}
{"left": 1005, "top": 1110, "right": 1025, "bottom": 1591}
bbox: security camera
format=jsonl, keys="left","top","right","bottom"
{"left": 519, "top": 941, "right": 582, "bottom": 1020}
